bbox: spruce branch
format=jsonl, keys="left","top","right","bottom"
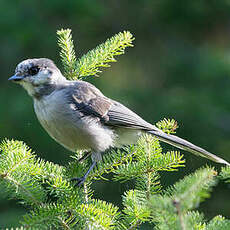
{"left": 172, "top": 199, "right": 186, "bottom": 230}
{"left": 156, "top": 118, "right": 178, "bottom": 134}
{"left": 149, "top": 168, "right": 217, "bottom": 229}
{"left": 22, "top": 189, "right": 84, "bottom": 229}
{"left": 149, "top": 194, "right": 178, "bottom": 229}
{"left": 146, "top": 134, "right": 153, "bottom": 199}
{"left": 179, "top": 211, "right": 205, "bottom": 230}
{"left": 75, "top": 31, "right": 134, "bottom": 79}
{"left": 57, "top": 29, "right": 134, "bottom": 80}
{"left": 57, "top": 29, "right": 77, "bottom": 79}
{"left": 113, "top": 135, "right": 185, "bottom": 182}
{"left": 135, "top": 173, "right": 161, "bottom": 197}
{"left": 88, "top": 147, "right": 134, "bottom": 181}
{"left": 22, "top": 203, "right": 68, "bottom": 229}
{"left": 167, "top": 167, "right": 217, "bottom": 211}
{"left": 0, "top": 139, "right": 46, "bottom": 205}
{"left": 127, "top": 220, "right": 141, "bottom": 230}
{"left": 78, "top": 199, "right": 121, "bottom": 229}
{"left": 122, "top": 190, "right": 150, "bottom": 227}
{"left": 220, "top": 165, "right": 230, "bottom": 183}
{"left": 206, "top": 215, "right": 230, "bottom": 230}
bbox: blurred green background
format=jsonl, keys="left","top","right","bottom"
{"left": 1, "top": 0, "right": 230, "bottom": 228}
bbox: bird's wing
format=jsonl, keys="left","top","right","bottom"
{"left": 105, "top": 101, "right": 154, "bottom": 130}
{"left": 68, "top": 81, "right": 112, "bottom": 121}
{"left": 69, "top": 81, "right": 154, "bottom": 129}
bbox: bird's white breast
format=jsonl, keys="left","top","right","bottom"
{"left": 33, "top": 90, "right": 115, "bottom": 153}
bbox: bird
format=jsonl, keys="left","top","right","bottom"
{"left": 9, "top": 58, "right": 230, "bottom": 185}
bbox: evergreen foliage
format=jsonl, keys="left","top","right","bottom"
{"left": 156, "top": 118, "right": 178, "bottom": 134}
{"left": 57, "top": 29, "right": 77, "bottom": 80}
{"left": 220, "top": 165, "right": 230, "bottom": 183}
{"left": 57, "top": 29, "right": 134, "bottom": 80}
{"left": 1, "top": 29, "right": 230, "bottom": 229}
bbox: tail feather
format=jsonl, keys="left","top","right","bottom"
{"left": 148, "top": 130, "right": 230, "bottom": 166}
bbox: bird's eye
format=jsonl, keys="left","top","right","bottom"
{"left": 28, "top": 66, "right": 39, "bottom": 76}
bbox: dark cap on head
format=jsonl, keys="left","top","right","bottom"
{"left": 15, "top": 58, "right": 58, "bottom": 74}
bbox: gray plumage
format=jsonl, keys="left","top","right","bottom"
{"left": 9, "top": 58, "right": 230, "bottom": 177}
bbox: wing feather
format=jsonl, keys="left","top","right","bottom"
{"left": 69, "top": 81, "right": 153, "bottom": 130}
{"left": 105, "top": 101, "right": 154, "bottom": 130}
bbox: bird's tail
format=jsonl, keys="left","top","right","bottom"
{"left": 147, "top": 130, "right": 230, "bottom": 166}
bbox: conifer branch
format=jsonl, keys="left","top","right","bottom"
{"left": 220, "top": 165, "right": 230, "bottom": 183}
{"left": 149, "top": 167, "right": 218, "bottom": 229}
{"left": 5, "top": 175, "right": 41, "bottom": 206}
{"left": 57, "top": 29, "right": 134, "bottom": 80}
{"left": 127, "top": 220, "right": 141, "bottom": 230}
{"left": 206, "top": 215, "right": 230, "bottom": 229}
{"left": 0, "top": 139, "right": 46, "bottom": 205}
{"left": 88, "top": 148, "right": 134, "bottom": 181}
{"left": 168, "top": 167, "right": 217, "bottom": 211}
{"left": 146, "top": 135, "right": 152, "bottom": 199}
{"left": 75, "top": 31, "right": 134, "bottom": 79}
{"left": 78, "top": 199, "right": 121, "bottom": 229}
{"left": 156, "top": 118, "right": 178, "bottom": 134}
{"left": 113, "top": 135, "right": 185, "bottom": 182}
{"left": 22, "top": 203, "right": 68, "bottom": 229}
{"left": 57, "top": 29, "right": 77, "bottom": 79}
{"left": 122, "top": 190, "right": 150, "bottom": 227}
{"left": 173, "top": 199, "right": 186, "bottom": 230}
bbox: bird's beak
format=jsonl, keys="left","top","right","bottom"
{"left": 8, "top": 75, "right": 25, "bottom": 82}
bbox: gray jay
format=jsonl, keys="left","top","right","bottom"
{"left": 9, "top": 58, "right": 230, "bottom": 185}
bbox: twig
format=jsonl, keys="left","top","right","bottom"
{"left": 173, "top": 199, "right": 185, "bottom": 230}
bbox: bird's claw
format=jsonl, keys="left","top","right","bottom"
{"left": 70, "top": 161, "right": 97, "bottom": 187}
{"left": 70, "top": 176, "right": 86, "bottom": 187}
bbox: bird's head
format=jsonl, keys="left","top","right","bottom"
{"left": 9, "top": 58, "right": 66, "bottom": 97}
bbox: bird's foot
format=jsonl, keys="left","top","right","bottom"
{"left": 70, "top": 161, "right": 97, "bottom": 187}
{"left": 70, "top": 176, "right": 86, "bottom": 187}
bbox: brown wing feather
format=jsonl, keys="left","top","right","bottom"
{"left": 69, "top": 81, "right": 112, "bottom": 121}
